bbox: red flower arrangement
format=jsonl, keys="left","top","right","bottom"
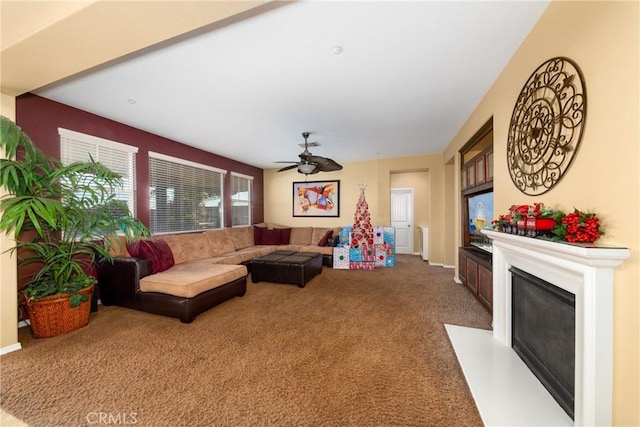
{"left": 552, "top": 209, "right": 603, "bottom": 243}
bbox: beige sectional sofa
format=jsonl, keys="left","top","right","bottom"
{"left": 160, "top": 224, "right": 340, "bottom": 266}
{"left": 98, "top": 224, "right": 341, "bottom": 323}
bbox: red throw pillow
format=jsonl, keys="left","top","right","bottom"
{"left": 260, "top": 228, "right": 282, "bottom": 245}
{"left": 318, "top": 230, "right": 333, "bottom": 247}
{"left": 138, "top": 239, "right": 175, "bottom": 274}
{"left": 279, "top": 228, "right": 291, "bottom": 244}
{"left": 254, "top": 226, "right": 265, "bottom": 245}
{"left": 126, "top": 240, "right": 142, "bottom": 257}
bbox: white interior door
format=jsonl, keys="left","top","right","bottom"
{"left": 391, "top": 188, "right": 414, "bottom": 254}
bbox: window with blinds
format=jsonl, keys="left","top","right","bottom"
{"left": 149, "top": 152, "right": 226, "bottom": 234}
{"left": 231, "top": 172, "right": 253, "bottom": 227}
{"left": 59, "top": 128, "right": 138, "bottom": 215}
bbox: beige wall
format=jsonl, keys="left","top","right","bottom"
{"left": 264, "top": 152, "right": 447, "bottom": 263}
{"left": 0, "top": 92, "right": 18, "bottom": 351}
{"left": 443, "top": 162, "right": 456, "bottom": 267}
{"left": 443, "top": 1, "right": 639, "bottom": 424}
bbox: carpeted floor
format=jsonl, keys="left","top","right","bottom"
{"left": 1, "top": 255, "right": 492, "bottom": 427}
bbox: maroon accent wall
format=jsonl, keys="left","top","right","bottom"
{"left": 15, "top": 94, "right": 264, "bottom": 228}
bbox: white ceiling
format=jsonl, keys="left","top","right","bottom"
{"left": 35, "top": 1, "right": 549, "bottom": 170}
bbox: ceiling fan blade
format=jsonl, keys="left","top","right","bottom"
{"left": 274, "top": 161, "right": 300, "bottom": 164}
{"left": 318, "top": 159, "right": 343, "bottom": 171}
{"left": 277, "top": 164, "right": 298, "bottom": 172}
{"left": 302, "top": 155, "right": 330, "bottom": 165}
{"left": 302, "top": 155, "right": 343, "bottom": 171}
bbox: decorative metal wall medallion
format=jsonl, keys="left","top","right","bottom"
{"left": 507, "top": 57, "right": 587, "bottom": 195}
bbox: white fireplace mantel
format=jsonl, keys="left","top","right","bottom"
{"left": 483, "top": 230, "right": 630, "bottom": 426}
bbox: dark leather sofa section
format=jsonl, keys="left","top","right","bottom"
{"left": 98, "top": 257, "right": 247, "bottom": 323}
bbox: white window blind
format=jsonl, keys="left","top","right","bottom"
{"left": 59, "top": 128, "right": 138, "bottom": 215}
{"left": 149, "top": 152, "right": 226, "bottom": 233}
{"left": 231, "top": 172, "right": 253, "bottom": 227}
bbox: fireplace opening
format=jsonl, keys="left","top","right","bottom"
{"left": 510, "top": 267, "right": 575, "bottom": 420}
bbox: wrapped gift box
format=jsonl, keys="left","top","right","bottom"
{"left": 373, "top": 226, "right": 384, "bottom": 244}
{"left": 349, "top": 247, "right": 362, "bottom": 262}
{"left": 360, "top": 244, "right": 376, "bottom": 262}
{"left": 350, "top": 261, "right": 375, "bottom": 270}
{"left": 333, "top": 247, "right": 350, "bottom": 269}
{"left": 383, "top": 227, "right": 395, "bottom": 245}
{"left": 375, "top": 245, "right": 387, "bottom": 267}
{"left": 338, "top": 227, "right": 352, "bottom": 247}
{"left": 382, "top": 243, "right": 396, "bottom": 267}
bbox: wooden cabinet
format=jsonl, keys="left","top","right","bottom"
{"left": 459, "top": 247, "right": 492, "bottom": 313}
{"left": 461, "top": 148, "right": 493, "bottom": 191}
{"left": 465, "top": 256, "right": 478, "bottom": 294}
{"left": 458, "top": 251, "right": 467, "bottom": 284}
{"left": 477, "top": 263, "right": 493, "bottom": 309}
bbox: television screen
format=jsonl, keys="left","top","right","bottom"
{"left": 468, "top": 192, "right": 494, "bottom": 252}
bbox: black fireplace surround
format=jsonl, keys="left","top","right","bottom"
{"left": 511, "top": 267, "right": 576, "bottom": 419}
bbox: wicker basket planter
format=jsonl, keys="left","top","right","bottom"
{"left": 24, "top": 285, "right": 94, "bottom": 338}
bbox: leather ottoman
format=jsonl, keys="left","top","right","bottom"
{"left": 251, "top": 251, "right": 323, "bottom": 288}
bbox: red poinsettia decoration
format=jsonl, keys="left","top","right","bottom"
{"left": 553, "top": 209, "right": 603, "bottom": 243}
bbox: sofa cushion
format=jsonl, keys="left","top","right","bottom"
{"left": 276, "top": 244, "right": 304, "bottom": 252}
{"left": 161, "top": 235, "right": 188, "bottom": 265}
{"left": 227, "top": 226, "right": 254, "bottom": 250}
{"left": 299, "top": 245, "right": 335, "bottom": 256}
{"left": 126, "top": 239, "right": 143, "bottom": 257}
{"left": 254, "top": 226, "right": 291, "bottom": 245}
{"left": 253, "top": 225, "right": 265, "bottom": 245}
{"left": 190, "top": 254, "right": 244, "bottom": 265}
{"left": 279, "top": 228, "right": 291, "bottom": 244}
{"left": 137, "top": 239, "right": 175, "bottom": 274}
{"left": 233, "top": 246, "right": 273, "bottom": 262}
{"left": 139, "top": 263, "right": 247, "bottom": 298}
{"left": 261, "top": 228, "right": 283, "bottom": 245}
{"left": 290, "top": 227, "right": 313, "bottom": 245}
{"left": 108, "top": 235, "right": 129, "bottom": 257}
{"left": 317, "top": 230, "right": 333, "bottom": 247}
{"left": 176, "top": 233, "right": 214, "bottom": 262}
{"left": 204, "top": 229, "right": 236, "bottom": 255}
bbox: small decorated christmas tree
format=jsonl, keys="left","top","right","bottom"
{"left": 351, "top": 183, "right": 374, "bottom": 248}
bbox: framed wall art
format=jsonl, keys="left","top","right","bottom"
{"left": 293, "top": 180, "right": 340, "bottom": 217}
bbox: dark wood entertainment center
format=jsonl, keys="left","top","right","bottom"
{"left": 459, "top": 118, "right": 493, "bottom": 313}
{"left": 459, "top": 246, "right": 493, "bottom": 312}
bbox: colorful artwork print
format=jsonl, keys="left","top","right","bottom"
{"left": 293, "top": 180, "right": 340, "bottom": 217}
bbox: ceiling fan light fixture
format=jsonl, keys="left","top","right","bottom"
{"left": 298, "top": 163, "right": 316, "bottom": 174}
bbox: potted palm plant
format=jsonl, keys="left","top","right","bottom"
{"left": 0, "top": 116, "right": 149, "bottom": 338}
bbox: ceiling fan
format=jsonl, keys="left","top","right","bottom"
{"left": 275, "top": 132, "right": 343, "bottom": 175}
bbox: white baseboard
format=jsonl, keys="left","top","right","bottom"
{"left": 454, "top": 277, "right": 462, "bottom": 284}
{"left": 443, "top": 264, "right": 455, "bottom": 269}
{"left": 18, "top": 319, "right": 30, "bottom": 328}
{"left": 429, "top": 262, "right": 443, "bottom": 267}
{"left": 1, "top": 342, "right": 22, "bottom": 355}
